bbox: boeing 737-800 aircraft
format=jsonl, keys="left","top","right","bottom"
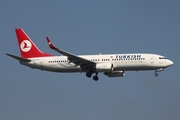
{"left": 6, "top": 28, "right": 173, "bottom": 81}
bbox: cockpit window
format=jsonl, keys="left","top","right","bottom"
{"left": 159, "top": 57, "right": 166, "bottom": 59}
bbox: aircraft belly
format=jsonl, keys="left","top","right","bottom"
{"left": 21, "top": 62, "right": 81, "bottom": 72}
{"left": 43, "top": 63, "right": 81, "bottom": 72}
{"left": 114, "top": 63, "right": 161, "bottom": 71}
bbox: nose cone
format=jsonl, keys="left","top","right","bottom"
{"left": 167, "top": 60, "right": 173, "bottom": 67}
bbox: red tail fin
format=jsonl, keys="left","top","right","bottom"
{"left": 16, "top": 28, "right": 53, "bottom": 58}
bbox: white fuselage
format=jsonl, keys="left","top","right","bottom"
{"left": 20, "top": 53, "right": 173, "bottom": 73}
{"left": 7, "top": 28, "right": 173, "bottom": 80}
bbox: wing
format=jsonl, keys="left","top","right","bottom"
{"left": 46, "top": 37, "right": 96, "bottom": 70}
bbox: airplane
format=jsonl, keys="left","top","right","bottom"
{"left": 6, "top": 28, "right": 173, "bottom": 81}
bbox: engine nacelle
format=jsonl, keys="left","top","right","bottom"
{"left": 104, "top": 71, "right": 125, "bottom": 77}
{"left": 95, "top": 63, "right": 113, "bottom": 72}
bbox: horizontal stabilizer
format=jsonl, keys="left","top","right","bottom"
{"left": 6, "top": 53, "right": 31, "bottom": 62}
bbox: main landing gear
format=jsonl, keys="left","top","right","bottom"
{"left": 86, "top": 72, "right": 99, "bottom": 81}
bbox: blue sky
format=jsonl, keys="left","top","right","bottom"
{"left": 1, "top": 1, "right": 179, "bottom": 120}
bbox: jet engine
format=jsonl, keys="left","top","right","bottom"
{"left": 104, "top": 71, "right": 125, "bottom": 77}
{"left": 95, "top": 63, "right": 113, "bottom": 72}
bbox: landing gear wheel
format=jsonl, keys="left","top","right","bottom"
{"left": 86, "top": 72, "right": 92, "bottom": 78}
{"left": 154, "top": 73, "right": 158, "bottom": 77}
{"left": 93, "top": 76, "right": 99, "bottom": 81}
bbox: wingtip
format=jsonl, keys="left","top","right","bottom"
{"left": 5, "top": 53, "right": 12, "bottom": 56}
{"left": 46, "top": 37, "right": 55, "bottom": 49}
{"left": 5, "top": 53, "right": 9, "bottom": 57}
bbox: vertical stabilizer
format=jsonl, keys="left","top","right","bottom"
{"left": 15, "top": 28, "right": 52, "bottom": 58}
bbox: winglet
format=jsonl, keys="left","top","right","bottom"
{"left": 46, "top": 37, "right": 56, "bottom": 49}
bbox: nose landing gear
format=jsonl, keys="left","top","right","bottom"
{"left": 154, "top": 72, "right": 158, "bottom": 77}
{"left": 154, "top": 68, "right": 164, "bottom": 77}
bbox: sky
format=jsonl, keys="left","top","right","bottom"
{"left": 0, "top": 0, "right": 180, "bottom": 120}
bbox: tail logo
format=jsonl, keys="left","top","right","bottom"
{"left": 20, "top": 40, "right": 32, "bottom": 52}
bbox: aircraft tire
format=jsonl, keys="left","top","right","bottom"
{"left": 93, "top": 76, "right": 99, "bottom": 81}
{"left": 154, "top": 73, "right": 158, "bottom": 77}
{"left": 86, "top": 72, "right": 92, "bottom": 78}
